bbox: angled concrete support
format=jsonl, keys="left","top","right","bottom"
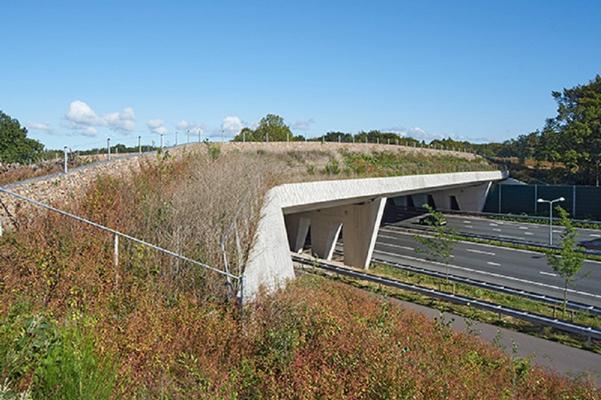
{"left": 430, "top": 181, "right": 492, "bottom": 212}
{"left": 284, "top": 214, "right": 310, "bottom": 253}
{"left": 342, "top": 197, "right": 387, "bottom": 269}
{"left": 310, "top": 215, "right": 342, "bottom": 260}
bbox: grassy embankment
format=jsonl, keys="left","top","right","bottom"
{"left": 1, "top": 145, "right": 597, "bottom": 398}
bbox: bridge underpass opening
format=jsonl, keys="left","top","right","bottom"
{"left": 284, "top": 197, "right": 386, "bottom": 269}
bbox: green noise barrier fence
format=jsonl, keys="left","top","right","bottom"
{"left": 483, "top": 183, "right": 601, "bottom": 221}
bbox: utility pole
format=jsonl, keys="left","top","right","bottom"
{"left": 160, "top": 134, "right": 164, "bottom": 149}
{"left": 107, "top": 138, "right": 111, "bottom": 161}
{"left": 221, "top": 128, "right": 225, "bottom": 143}
{"left": 175, "top": 131, "right": 178, "bottom": 146}
{"left": 138, "top": 136, "right": 141, "bottom": 155}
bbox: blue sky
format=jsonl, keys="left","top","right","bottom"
{"left": 2, "top": 1, "right": 600, "bottom": 149}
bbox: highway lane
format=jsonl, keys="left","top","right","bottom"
{"left": 390, "top": 214, "right": 601, "bottom": 247}
{"left": 372, "top": 226, "right": 601, "bottom": 308}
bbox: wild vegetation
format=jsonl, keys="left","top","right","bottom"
{"left": 0, "top": 146, "right": 598, "bottom": 398}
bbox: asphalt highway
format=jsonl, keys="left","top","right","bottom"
{"left": 372, "top": 226, "right": 601, "bottom": 308}
{"left": 391, "top": 214, "right": 601, "bottom": 248}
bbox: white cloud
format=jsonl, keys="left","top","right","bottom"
{"left": 66, "top": 100, "right": 104, "bottom": 127}
{"left": 64, "top": 100, "right": 136, "bottom": 136}
{"left": 104, "top": 107, "right": 135, "bottom": 132}
{"left": 291, "top": 118, "right": 315, "bottom": 131}
{"left": 82, "top": 127, "right": 98, "bottom": 137}
{"left": 221, "top": 116, "right": 243, "bottom": 135}
{"left": 176, "top": 120, "right": 191, "bottom": 130}
{"left": 177, "top": 120, "right": 204, "bottom": 135}
{"left": 147, "top": 119, "right": 167, "bottom": 135}
{"left": 27, "top": 122, "right": 52, "bottom": 132}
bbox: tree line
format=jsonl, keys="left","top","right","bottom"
{"left": 2, "top": 75, "right": 600, "bottom": 184}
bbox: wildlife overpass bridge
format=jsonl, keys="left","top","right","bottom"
{"left": 242, "top": 170, "right": 506, "bottom": 301}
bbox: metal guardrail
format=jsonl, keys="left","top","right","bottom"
{"left": 371, "top": 256, "right": 601, "bottom": 317}
{"left": 292, "top": 254, "right": 601, "bottom": 341}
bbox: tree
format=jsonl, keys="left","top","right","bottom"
{"left": 0, "top": 111, "right": 44, "bottom": 163}
{"left": 414, "top": 205, "right": 456, "bottom": 285}
{"left": 547, "top": 75, "right": 601, "bottom": 185}
{"left": 232, "top": 114, "right": 293, "bottom": 142}
{"left": 546, "top": 206, "right": 585, "bottom": 317}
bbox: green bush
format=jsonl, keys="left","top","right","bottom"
{"left": 323, "top": 158, "right": 340, "bottom": 175}
{"left": 0, "top": 307, "right": 115, "bottom": 400}
{"left": 207, "top": 143, "right": 221, "bottom": 160}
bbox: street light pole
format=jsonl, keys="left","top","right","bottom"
{"left": 537, "top": 197, "right": 565, "bottom": 246}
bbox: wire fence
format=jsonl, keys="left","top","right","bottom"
{"left": 0, "top": 187, "right": 242, "bottom": 302}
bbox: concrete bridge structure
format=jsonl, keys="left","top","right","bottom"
{"left": 242, "top": 170, "right": 506, "bottom": 301}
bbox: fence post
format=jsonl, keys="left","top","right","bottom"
{"left": 498, "top": 184, "right": 502, "bottom": 214}
{"left": 113, "top": 233, "right": 119, "bottom": 286}
{"left": 107, "top": 138, "right": 111, "bottom": 161}
{"left": 572, "top": 185, "right": 576, "bottom": 217}
{"left": 534, "top": 184, "right": 538, "bottom": 215}
{"left": 138, "top": 136, "right": 142, "bottom": 155}
{"left": 338, "top": 135, "right": 341, "bottom": 143}
{"left": 63, "top": 146, "right": 68, "bottom": 173}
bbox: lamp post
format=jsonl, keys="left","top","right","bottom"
{"left": 537, "top": 197, "right": 565, "bottom": 246}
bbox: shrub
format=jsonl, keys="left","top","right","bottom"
{"left": 0, "top": 307, "right": 115, "bottom": 400}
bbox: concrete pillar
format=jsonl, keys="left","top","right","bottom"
{"left": 284, "top": 214, "right": 310, "bottom": 253}
{"left": 342, "top": 198, "right": 386, "bottom": 269}
{"left": 310, "top": 216, "right": 342, "bottom": 260}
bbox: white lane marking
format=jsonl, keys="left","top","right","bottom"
{"left": 489, "top": 223, "right": 498, "bottom": 227}
{"left": 524, "top": 232, "right": 534, "bottom": 236}
{"left": 518, "top": 226, "right": 529, "bottom": 230}
{"left": 376, "top": 240, "right": 415, "bottom": 252}
{"left": 553, "top": 230, "right": 562, "bottom": 233}
{"left": 590, "top": 234, "right": 601, "bottom": 238}
{"left": 463, "top": 220, "right": 471, "bottom": 224}
{"left": 466, "top": 248, "right": 496, "bottom": 256}
{"left": 539, "top": 271, "right": 558, "bottom": 277}
{"left": 492, "top": 228, "right": 502, "bottom": 232}
{"left": 487, "top": 261, "right": 501, "bottom": 266}
{"left": 378, "top": 228, "right": 601, "bottom": 265}
{"left": 373, "top": 251, "right": 601, "bottom": 300}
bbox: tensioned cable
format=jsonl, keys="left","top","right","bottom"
{"left": 0, "top": 187, "right": 239, "bottom": 280}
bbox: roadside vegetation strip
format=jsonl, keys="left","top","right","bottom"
{"left": 483, "top": 213, "right": 601, "bottom": 231}
{"left": 293, "top": 255, "right": 601, "bottom": 353}
{"left": 371, "top": 257, "right": 601, "bottom": 317}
